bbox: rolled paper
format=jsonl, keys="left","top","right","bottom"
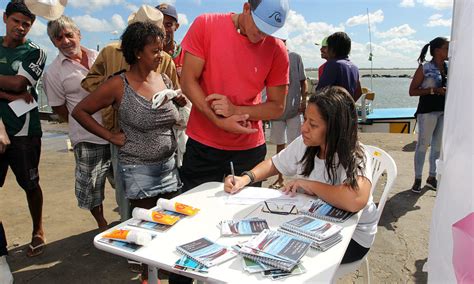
{"left": 103, "top": 229, "right": 152, "bottom": 246}
{"left": 157, "top": 199, "right": 200, "bottom": 216}
{"left": 132, "top": 207, "right": 180, "bottom": 225}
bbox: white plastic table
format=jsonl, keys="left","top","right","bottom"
{"left": 94, "top": 182, "right": 360, "bottom": 283}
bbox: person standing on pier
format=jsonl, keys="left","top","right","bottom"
{"left": 0, "top": 0, "right": 47, "bottom": 257}
{"left": 43, "top": 16, "right": 112, "bottom": 229}
{"left": 409, "top": 37, "right": 448, "bottom": 193}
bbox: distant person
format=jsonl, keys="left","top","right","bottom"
{"left": 157, "top": 3, "right": 184, "bottom": 74}
{"left": 269, "top": 45, "right": 307, "bottom": 189}
{"left": 43, "top": 16, "right": 111, "bottom": 229}
{"left": 179, "top": 0, "right": 290, "bottom": 192}
{"left": 73, "top": 21, "right": 183, "bottom": 210}
{"left": 316, "top": 31, "right": 362, "bottom": 101}
{"left": 224, "top": 86, "right": 376, "bottom": 264}
{"left": 81, "top": 5, "right": 181, "bottom": 221}
{"left": 0, "top": 0, "right": 47, "bottom": 257}
{"left": 317, "top": 36, "right": 328, "bottom": 79}
{"left": 409, "top": 37, "right": 448, "bottom": 193}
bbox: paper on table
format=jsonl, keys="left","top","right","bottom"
{"left": 8, "top": 99, "right": 38, "bottom": 117}
{"left": 225, "top": 186, "right": 295, "bottom": 205}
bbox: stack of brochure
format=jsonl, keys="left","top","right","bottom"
{"left": 241, "top": 257, "right": 306, "bottom": 280}
{"left": 219, "top": 218, "right": 269, "bottom": 236}
{"left": 301, "top": 198, "right": 355, "bottom": 223}
{"left": 235, "top": 229, "right": 311, "bottom": 272}
{"left": 278, "top": 216, "right": 343, "bottom": 251}
{"left": 175, "top": 237, "right": 237, "bottom": 269}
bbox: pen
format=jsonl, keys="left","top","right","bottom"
{"left": 230, "top": 161, "right": 235, "bottom": 184}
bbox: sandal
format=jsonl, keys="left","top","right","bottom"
{"left": 269, "top": 181, "right": 284, "bottom": 189}
{"left": 27, "top": 234, "right": 46, "bottom": 257}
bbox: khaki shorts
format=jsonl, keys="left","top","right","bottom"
{"left": 269, "top": 115, "right": 302, "bottom": 145}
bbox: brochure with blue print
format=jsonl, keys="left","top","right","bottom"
{"left": 176, "top": 237, "right": 237, "bottom": 267}
{"left": 237, "top": 229, "right": 311, "bottom": 271}
{"left": 280, "top": 216, "right": 342, "bottom": 241}
{"left": 174, "top": 255, "right": 209, "bottom": 273}
{"left": 301, "top": 198, "right": 355, "bottom": 223}
{"left": 220, "top": 218, "right": 269, "bottom": 236}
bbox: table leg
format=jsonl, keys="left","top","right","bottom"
{"left": 148, "top": 266, "right": 159, "bottom": 284}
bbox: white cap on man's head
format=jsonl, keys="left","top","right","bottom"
{"left": 127, "top": 5, "right": 164, "bottom": 30}
{"left": 251, "top": 0, "right": 289, "bottom": 40}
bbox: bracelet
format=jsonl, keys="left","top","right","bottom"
{"left": 242, "top": 171, "right": 256, "bottom": 184}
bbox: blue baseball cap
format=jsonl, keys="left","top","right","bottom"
{"left": 251, "top": 0, "right": 289, "bottom": 39}
{"left": 157, "top": 3, "right": 178, "bottom": 22}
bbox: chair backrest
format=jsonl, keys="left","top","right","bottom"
{"left": 364, "top": 145, "right": 398, "bottom": 222}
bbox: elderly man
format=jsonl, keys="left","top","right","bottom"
{"left": 179, "top": 0, "right": 290, "bottom": 192}
{"left": 43, "top": 15, "right": 111, "bottom": 229}
{"left": 81, "top": 5, "right": 181, "bottom": 222}
{"left": 0, "top": 0, "right": 47, "bottom": 257}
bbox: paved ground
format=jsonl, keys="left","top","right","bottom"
{"left": 0, "top": 121, "right": 436, "bottom": 283}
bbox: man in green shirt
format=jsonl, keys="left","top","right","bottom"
{"left": 0, "top": 0, "right": 47, "bottom": 257}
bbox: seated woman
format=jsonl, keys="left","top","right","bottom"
{"left": 224, "top": 86, "right": 375, "bottom": 264}
{"left": 73, "top": 22, "right": 183, "bottom": 210}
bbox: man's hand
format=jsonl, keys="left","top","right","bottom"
{"left": 214, "top": 114, "right": 257, "bottom": 134}
{"left": 18, "top": 91, "right": 34, "bottom": 103}
{"left": 0, "top": 120, "right": 10, "bottom": 154}
{"left": 206, "top": 94, "right": 237, "bottom": 118}
{"left": 108, "top": 132, "right": 126, "bottom": 146}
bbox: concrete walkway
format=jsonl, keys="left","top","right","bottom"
{"left": 0, "top": 121, "right": 435, "bottom": 283}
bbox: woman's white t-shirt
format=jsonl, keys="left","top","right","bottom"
{"left": 271, "top": 135, "right": 377, "bottom": 248}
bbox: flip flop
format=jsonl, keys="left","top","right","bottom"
{"left": 269, "top": 181, "right": 284, "bottom": 189}
{"left": 27, "top": 234, "right": 46, "bottom": 257}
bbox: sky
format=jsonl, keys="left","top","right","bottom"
{"left": 0, "top": 0, "right": 453, "bottom": 69}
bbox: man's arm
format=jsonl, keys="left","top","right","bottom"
{"left": 0, "top": 75, "right": 30, "bottom": 93}
{"left": 0, "top": 119, "right": 10, "bottom": 154}
{"left": 52, "top": 105, "right": 69, "bottom": 122}
{"left": 180, "top": 52, "right": 256, "bottom": 134}
{"left": 235, "top": 85, "right": 287, "bottom": 121}
{"left": 299, "top": 79, "right": 308, "bottom": 113}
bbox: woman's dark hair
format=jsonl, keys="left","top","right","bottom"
{"left": 5, "top": 0, "right": 36, "bottom": 22}
{"left": 327, "top": 32, "right": 351, "bottom": 58}
{"left": 300, "top": 86, "right": 366, "bottom": 190}
{"left": 417, "top": 37, "right": 448, "bottom": 64}
{"left": 120, "top": 22, "right": 165, "bottom": 65}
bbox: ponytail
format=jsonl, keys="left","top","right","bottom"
{"left": 417, "top": 43, "right": 430, "bottom": 64}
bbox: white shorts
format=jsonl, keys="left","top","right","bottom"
{"left": 269, "top": 115, "right": 302, "bottom": 145}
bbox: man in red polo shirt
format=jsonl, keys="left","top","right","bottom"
{"left": 179, "top": 0, "right": 290, "bottom": 192}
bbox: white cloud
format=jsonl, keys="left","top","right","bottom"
{"left": 346, "top": 9, "right": 384, "bottom": 27}
{"left": 125, "top": 3, "right": 139, "bottom": 13}
{"left": 68, "top": 0, "right": 124, "bottom": 11}
{"left": 111, "top": 14, "right": 126, "bottom": 30}
{"left": 29, "top": 19, "right": 47, "bottom": 37}
{"left": 376, "top": 24, "right": 416, "bottom": 38}
{"left": 178, "top": 13, "right": 189, "bottom": 26}
{"left": 379, "top": 37, "right": 425, "bottom": 53}
{"left": 72, "top": 15, "right": 123, "bottom": 32}
{"left": 426, "top": 14, "right": 451, "bottom": 27}
{"left": 418, "top": 0, "right": 453, "bottom": 10}
{"left": 400, "top": 0, "right": 415, "bottom": 7}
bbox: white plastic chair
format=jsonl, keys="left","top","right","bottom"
{"left": 333, "top": 145, "right": 398, "bottom": 283}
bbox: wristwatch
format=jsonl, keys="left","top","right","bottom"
{"left": 242, "top": 171, "right": 256, "bottom": 184}
{"left": 430, "top": 88, "right": 435, "bottom": 95}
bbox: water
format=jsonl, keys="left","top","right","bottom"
{"left": 37, "top": 69, "right": 419, "bottom": 113}
{"left": 307, "top": 69, "right": 419, "bottom": 109}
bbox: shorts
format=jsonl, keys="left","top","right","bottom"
{"left": 270, "top": 115, "right": 302, "bottom": 145}
{"left": 179, "top": 138, "right": 267, "bottom": 192}
{"left": 74, "top": 142, "right": 111, "bottom": 210}
{"left": 118, "top": 156, "right": 180, "bottom": 200}
{"left": 0, "top": 136, "right": 41, "bottom": 192}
